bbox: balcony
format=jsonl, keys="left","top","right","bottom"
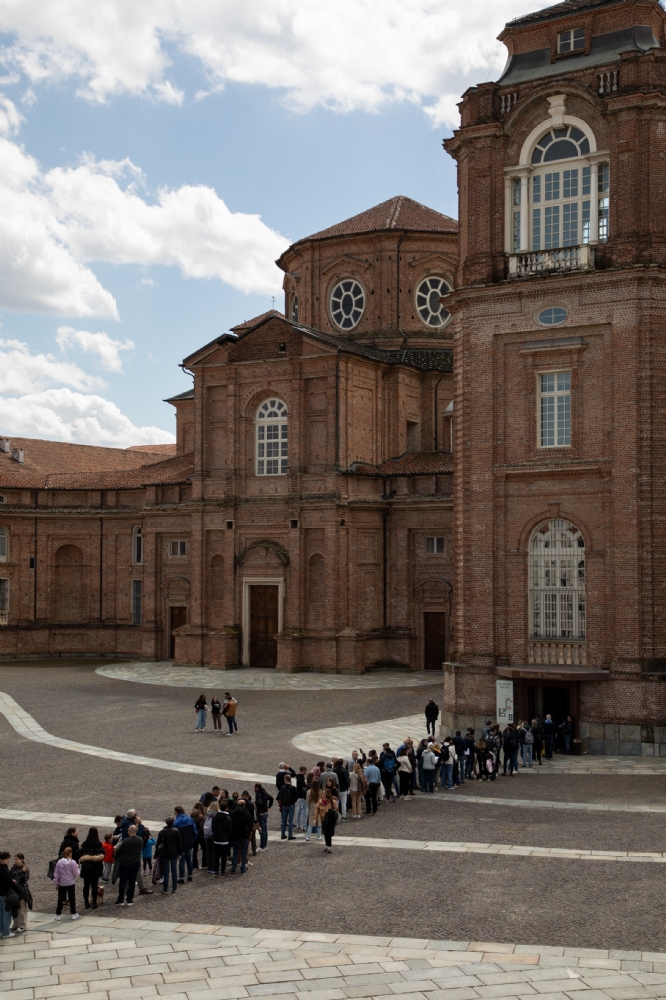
{"left": 508, "top": 244, "right": 595, "bottom": 279}
{"left": 0, "top": 610, "right": 7, "bottom": 626}
{"left": 528, "top": 640, "right": 586, "bottom": 666}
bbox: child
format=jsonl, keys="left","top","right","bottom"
{"left": 102, "top": 833, "right": 114, "bottom": 883}
{"left": 142, "top": 830, "right": 156, "bottom": 872}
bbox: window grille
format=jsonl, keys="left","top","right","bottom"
{"left": 530, "top": 520, "right": 585, "bottom": 639}
{"left": 132, "top": 579, "right": 142, "bottom": 625}
{"left": 558, "top": 28, "right": 585, "bottom": 53}
{"left": 425, "top": 537, "right": 444, "bottom": 554}
{"left": 256, "top": 398, "right": 288, "bottom": 476}
{"left": 540, "top": 371, "right": 570, "bottom": 447}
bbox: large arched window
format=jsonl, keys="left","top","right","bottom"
{"left": 256, "top": 399, "right": 288, "bottom": 476}
{"left": 530, "top": 520, "right": 585, "bottom": 640}
{"left": 508, "top": 121, "right": 609, "bottom": 253}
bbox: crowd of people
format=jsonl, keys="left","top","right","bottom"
{"left": 193, "top": 692, "right": 238, "bottom": 734}
{"left": 0, "top": 698, "right": 576, "bottom": 936}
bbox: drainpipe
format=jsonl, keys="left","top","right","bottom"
{"left": 433, "top": 371, "right": 445, "bottom": 451}
{"left": 396, "top": 233, "right": 407, "bottom": 347}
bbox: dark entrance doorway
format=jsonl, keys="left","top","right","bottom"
{"left": 169, "top": 606, "right": 187, "bottom": 659}
{"left": 424, "top": 613, "right": 447, "bottom": 670}
{"left": 249, "top": 585, "right": 278, "bottom": 668}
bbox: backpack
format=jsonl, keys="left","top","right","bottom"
{"left": 383, "top": 755, "right": 396, "bottom": 774}
{"left": 441, "top": 744, "right": 450, "bottom": 762}
{"left": 525, "top": 729, "right": 534, "bottom": 745}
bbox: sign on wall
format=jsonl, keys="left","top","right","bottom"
{"left": 496, "top": 679, "right": 514, "bottom": 724}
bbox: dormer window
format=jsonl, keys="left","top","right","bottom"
{"left": 558, "top": 28, "right": 585, "bottom": 54}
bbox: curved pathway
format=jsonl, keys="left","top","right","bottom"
{"left": 96, "top": 662, "right": 440, "bottom": 690}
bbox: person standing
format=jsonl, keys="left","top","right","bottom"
{"left": 531, "top": 719, "right": 543, "bottom": 765}
{"left": 223, "top": 692, "right": 238, "bottom": 734}
{"left": 421, "top": 743, "right": 437, "bottom": 794}
{"left": 102, "top": 834, "right": 115, "bottom": 882}
{"left": 295, "top": 766, "right": 309, "bottom": 830}
{"left": 0, "top": 853, "right": 16, "bottom": 938}
{"left": 211, "top": 800, "right": 232, "bottom": 876}
{"left": 203, "top": 802, "right": 219, "bottom": 873}
{"left": 278, "top": 775, "right": 299, "bottom": 839}
{"left": 453, "top": 731, "right": 466, "bottom": 785}
{"left": 254, "top": 783, "right": 273, "bottom": 852}
{"left": 155, "top": 817, "right": 182, "bottom": 894}
{"left": 114, "top": 825, "right": 143, "bottom": 906}
{"left": 349, "top": 762, "right": 366, "bottom": 818}
{"left": 229, "top": 799, "right": 253, "bottom": 874}
{"left": 502, "top": 724, "right": 520, "bottom": 776}
{"left": 10, "top": 855, "right": 30, "bottom": 933}
{"left": 305, "top": 779, "right": 322, "bottom": 840}
{"left": 440, "top": 738, "right": 456, "bottom": 790}
{"left": 379, "top": 743, "right": 399, "bottom": 801}
{"left": 78, "top": 828, "right": 104, "bottom": 911}
{"left": 333, "top": 759, "right": 350, "bottom": 820}
{"left": 211, "top": 696, "right": 222, "bottom": 731}
{"left": 561, "top": 715, "right": 575, "bottom": 753}
{"left": 58, "top": 827, "right": 81, "bottom": 860}
{"left": 396, "top": 747, "right": 412, "bottom": 799}
{"left": 316, "top": 789, "right": 338, "bottom": 853}
{"left": 520, "top": 722, "right": 534, "bottom": 767}
{"left": 194, "top": 694, "right": 208, "bottom": 732}
{"left": 142, "top": 831, "right": 156, "bottom": 873}
{"left": 363, "top": 757, "right": 381, "bottom": 814}
{"left": 53, "top": 847, "right": 80, "bottom": 920}
{"left": 425, "top": 699, "right": 440, "bottom": 738}
{"left": 542, "top": 714, "right": 556, "bottom": 760}
{"left": 173, "top": 806, "right": 196, "bottom": 883}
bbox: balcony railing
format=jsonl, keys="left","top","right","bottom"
{"left": 528, "top": 640, "right": 586, "bottom": 666}
{"left": 508, "top": 244, "right": 595, "bottom": 279}
{"left": 0, "top": 610, "right": 7, "bottom": 626}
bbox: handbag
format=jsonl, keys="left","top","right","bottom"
{"left": 152, "top": 858, "right": 162, "bottom": 885}
{"left": 486, "top": 759, "right": 494, "bottom": 774}
{"left": 47, "top": 859, "right": 57, "bottom": 880}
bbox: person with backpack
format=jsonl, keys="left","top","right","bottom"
{"left": 229, "top": 799, "right": 253, "bottom": 875}
{"left": 155, "top": 817, "right": 182, "bottom": 893}
{"left": 211, "top": 799, "right": 232, "bottom": 875}
{"left": 464, "top": 729, "right": 476, "bottom": 779}
{"left": 173, "top": 805, "right": 197, "bottom": 882}
{"left": 502, "top": 724, "right": 520, "bottom": 775}
{"left": 424, "top": 698, "right": 440, "bottom": 738}
{"left": 520, "top": 721, "right": 534, "bottom": 767}
{"left": 452, "top": 731, "right": 466, "bottom": 785}
{"left": 316, "top": 788, "right": 338, "bottom": 853}
{"left": 439, "top": 737, "right": 456, "bottom": 789}
{"left": 278, "top": 775, "right": 299, "bottom": 839}
{"left": 194, "top": 694, "right": 208, "bottom": 732}
{"left": 542, "top": 714, "right": 557, "bottom": 759}
{"left": 254, "top": 783, "right": 273, "bottom": 852}
{"left": 379, "top": 743, "right": 399, "bottom": 800}
{"left": 421, "top": 743, "right": 438, "bottom": 793}
{"left": 531, "top": 719, "right": 543, "bottom": 765}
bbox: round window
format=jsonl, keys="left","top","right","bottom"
{"left": 330, "top": 279, "right": 365, "bottom": 330}
{"left": 538, "top": 306, "right": 567, "bottom": 326}
{"left": 415, "top": 276, "right": 451, "bottom": 328}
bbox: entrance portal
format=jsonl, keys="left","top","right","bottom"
{"left": 424, "top": 612, "right": 447, "bottom": 670}
{"left": 249, "top": 585, "right": 278, "bottom": 668}
{"left": 169, "top": 606, "right": 187, "bottom": 658}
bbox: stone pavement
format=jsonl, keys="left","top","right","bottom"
{"left": 96, "top": 664, "right": 440, "bottom": 690}
{"left": 4, "top": 914, "right": 666, "bottom": 1000}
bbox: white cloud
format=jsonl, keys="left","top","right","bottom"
{"left": 0, "top": 138, "right": 287, "bottom": 317}
{"left": 56, "top": 325, "right": 135, "bottom": 372}
{"left": 0, "top": 336, "right": 105, "bottom": 393}
{"left": 0, "top": 0, "right": 546, "bottom": 127}
{"left": 0, "top": 387, "right": 175, "bottom": 446}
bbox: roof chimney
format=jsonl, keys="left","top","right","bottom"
{"left": 11, "top": 447, "right": 24, "bottom": 464}
{"left": 0, "top": 438, "right": 9, "bottom": 453}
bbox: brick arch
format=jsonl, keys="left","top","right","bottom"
{"left": 516, "top": 510, "right": 593, "bottom": 553}
{"left": 54, "top": 544, "right": 84, "bottom": 623}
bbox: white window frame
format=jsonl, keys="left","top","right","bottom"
{"left": 529, "top": 519, "right": 585, "bottom": 640}
{"left": 170, "top": 540, "right": 187, "bottom": 556}
{"left": 132, "top": 579, "right": 143, "bottom": 625}
{"left": 425, "top": 537, "right": 444, "bottom": 554}
{"left": 0, "top": 526, "right": 7, "bottom": 563}
{"left": 132, "top": 525, "right": 143, "bottom": 565}
{"left": 558, "top": 28, "right": 585, "bottom": 54}
{"left": 256, "top": 399, "right": 288, "bottom": 476}
{"left": 538, "top": 370, "right": 571, "bottom": 449}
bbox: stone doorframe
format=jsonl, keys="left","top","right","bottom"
{"left": 241, "top": 577, "right": 284, "bottom": 667}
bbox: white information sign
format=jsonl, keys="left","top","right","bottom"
{"left": 496, "top": 679, "right": 514, "bottom": 724}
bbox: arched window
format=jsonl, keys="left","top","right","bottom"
{"left": 291, "top": 295, "right": 299, "bottom": 323}
{"left": 0, "top": 526, "right": 6, "bottom": 562}
{"left": 256, "top": 399, "right": 288, "bottom": 476}
{"left": 132, "top": 526, "right": 143, "bottom": 565}
{"left": 530, "top": 520, "right": 585, "bottom": 640}
{"left": 509, "top": 122, "right": 609, "bottom": 252}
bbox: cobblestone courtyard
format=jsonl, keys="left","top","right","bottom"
{"left": 1, "top": 659, "right": 666, "bottom": 999}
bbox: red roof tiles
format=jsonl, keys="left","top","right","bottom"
{"left": 297, "top": 196, "right": 458, "bottom": 243}
{"left": 353, "top": 452, "right": 453, "bottom": 476}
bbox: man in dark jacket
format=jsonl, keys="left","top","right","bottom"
{"left": 211, "top": 802, "right": 232, "bottom": 876}
{"left": 453, "top": 731, "right": 466, "bottom": 785}
{"left": 333, "top": 759, "right": 350, "bottom": 820}
{"left": 173, "top": 805, "right": 197, "bottom": 883}
{"left": 542, "top": 714, "right": 557, "bottom": 759}
{"left": 58, "top": 827, "right": 81, "bottom": 860}
{"left": 502, "top": 724, "right": 520, "bottom": 775}
{"left": 229, "top": 800, "right": 254, "bottom": 874}
{"left": 278, "top": 775, "right": 299, "bottom": 840}
{"left": 425, "top": 699, "right": 440, "bottom": 737}
{"left": 114, "top": 824, "right": 143, "bottom": 906}
{"left": 254, "top": 783, "right": 273, "bottom": 852}
{"left": 155, "top": 817, "right": 182, "bottom": 894}
{"left": 276, "top": 763, "right": 296, "bottom": 790}
{"left": 379, "top": 743, "right": 399, "bottom": 801}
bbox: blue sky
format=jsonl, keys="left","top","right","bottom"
{"left": 0, "top": 0, "right": 541, "bottom": 446}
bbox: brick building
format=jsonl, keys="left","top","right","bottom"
{"left": 0, "top": 196, "right": 459, "bottom": 675}
{"left": 443, "top": 0, "right": 666, "bottom": 754}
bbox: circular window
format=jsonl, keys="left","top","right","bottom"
{"left": 415, "top": 276, "right": 451, "bottom": 328}
{"left": 531, "top": 125, "right": 590, "bottom": 164}
{"left": 330, "top": 279, "right": 365, "bottom": 330}
{"left": 538, "top": 307, "right": 567, "bottom": 326}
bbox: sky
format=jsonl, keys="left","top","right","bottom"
{"left": 0, "top": 0, "right": 544, "bottom": 448}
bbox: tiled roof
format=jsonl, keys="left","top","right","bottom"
{"left": 0, "top": 436, "right": 176, "bottom": 476}
{"left": 230, "top": 309, "right": 285, "bottom": 333}
{"left": 296, "top": 196, "right": 458, "bottom": 243}
{"left": 164, "top": 389, "right": 194, "bottom": 403}
{"left": 506, "top": 0, "right": 623, "bottom": 27}
{"left": 386, "top": 349, "right": 453, "bottom": 372}
{"left": 0, "top": 452, "right": 193, "bottom": 491}
{"left": 353, "top": 451, "right": 453, "bottom": 476}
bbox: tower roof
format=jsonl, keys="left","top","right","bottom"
{"left": 295, "top": 196, "right": 458, "bottom": 243}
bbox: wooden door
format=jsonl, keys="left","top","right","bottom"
{"left": 170, "top": 606, "right": 187, "bottom": 658}
{"left": 424, "top": 612, "right": 447, "bottom": 670}
{"left": 249, "top": 586, "right": 279, "bottom": 668}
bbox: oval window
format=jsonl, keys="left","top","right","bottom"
{"left": 415, "top": 276, "right": 451, "bottom": 328}
{"left": 330, "top": 279, "right": 365, "bottom": 330}
{"left": 538, "top": 307, "right": 567, "bottom": 326}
